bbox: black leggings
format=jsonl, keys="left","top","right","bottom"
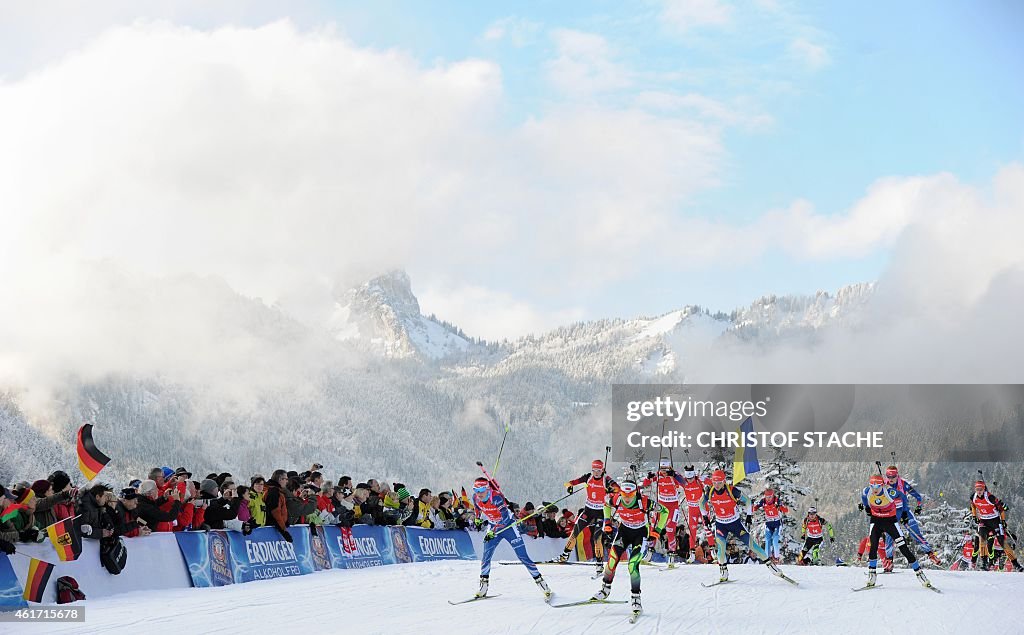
{"left": 868, "top": 518, "right": 917, "bottom": 566}
{"left": 604, "top": 525, "right": 647, "bottom": 593}
{"left": 799, "top": 536, "right": 823, "bottom": 561}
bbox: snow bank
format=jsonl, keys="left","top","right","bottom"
{"left": 17, "top": 560, "right": 1024, "bottom": 635}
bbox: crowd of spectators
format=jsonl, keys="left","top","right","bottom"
{"left": 0, "top": 463, "right": 580, "bottom": 554}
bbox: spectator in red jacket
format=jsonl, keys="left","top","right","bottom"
{"left": 116, "top": 488, "right": 149, "bottom": 538}
{"left": 136, "top": 479, "right": 181, "bottom": 532}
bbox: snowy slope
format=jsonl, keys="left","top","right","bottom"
{"left": 22, "top": 561, "right": 1023, "bottom": 635}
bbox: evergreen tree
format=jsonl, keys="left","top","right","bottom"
{"left": 917, "top": 499, "right": 972, "bottom": 561}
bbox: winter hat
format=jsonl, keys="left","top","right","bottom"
{"left": 138, "top": 480, "right": 158, "bottom": 496}
{"left": 523, "top": 502, "right": 535, "bottom": 512}
{"left": 396, "top": 486, "right": 411, "bottom": 502}
{"left": 250, "top": 474, "right": 266, "bottom": 485}
{"left": 160, "top": 467, "right": 174, "bottom": 479}
{"left": 31, "top": 480, "right": 51, "bottom": 499}
{"left": 120, "top": 488, "right": 138, "bottom": 500}
{"left": 48, "top": 470, "right": 72, "bottom": 492}
{"left": 173, "top": 467, "right": 192, "bottom": 478}
{"left": 0, "top": 484, "right": 14, "bottom": 501}
{"left": 199, "top": 479, "right": 219, "bottom": 498}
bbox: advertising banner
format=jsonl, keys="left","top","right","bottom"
{"left": 320, "top": 525, "right": 398, "bottom": 569}
{"left": 403, "top": 527, "right": 476, "bottom": 563}
{"left": 0, "top": 555, "right": 27, "bottom": 610}
{"left": 224, "top": 526, "right": 315, "bottom": 582}
{"left": 174, "top": 531, "right": 234, "bottom": 588}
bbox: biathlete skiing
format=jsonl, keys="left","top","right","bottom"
{"left": 557, "top": 459, "right": 618, "bottom": 572}
{"left": 641, "top": 458, "right": 686, "bottom": 566}
{"left": 857, "top": 474, "right": 935, "bottom": 591}
{"left": 592, "top": 479, "right": 650, "bottom": 623}
{"left": 679, "top": 465, "right": 711, "bottom": 563}
{"left": 700, "top": 469, "right": 796, "bottom": 585}
{"left": 753, "top": 488, "right": 788, "bottom": 564}
{"left": 469, "top": 475, "right": 553, "bottom": 603}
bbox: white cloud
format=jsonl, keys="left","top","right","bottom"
{"left": 480, "top": 16, "right": 541, "bottom": 46}
{"left": 545, "top": 29, "right": 632, "bottom": 97}
{"left": 418, "top": 283, "right": 586, "bottom": 342}
{"left": 0, "top": 20, "right": 731, "bottom": 378}
{"left": 660, "top": 0, "right": 734, "bottom": 33}
{"left": 680, "top": 164, "right": 1024, "bottom": 383}
{"left": 788, "top": 37, "right": 830, "bottom": 71}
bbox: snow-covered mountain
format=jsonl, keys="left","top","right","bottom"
{"left": 1, "top": 270, "right": 878, "bottom": 494}
{"left": 330, "top": 270, "right": 477, "bottom": 360}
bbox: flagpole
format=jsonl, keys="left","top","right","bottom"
{"left": 43, "top": 514, "right": 81, "bottom": 531}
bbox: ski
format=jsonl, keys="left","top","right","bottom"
{"left": 920, "top": 583, "right": 942, "bottom": 593}
{"left": 448, "top": 594, "right": 502, "bottom": 605}
{"left": 517, "top": 560, "right": 595, "bottom": 566}
{"left": 629, "top": 610, "right": 642, "bottom": 624}
{"left": 851, "top": 584, "right": 883, "bottom": 592}
{"left": 772, "top": 571, "right": 800, "bottom": 586}
{"left": 701, "top": 579, "right": 734, "bottom": 587}
{"left": 550, "top": 598, "right": 628, "bottom": 609}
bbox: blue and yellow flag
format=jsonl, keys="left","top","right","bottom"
{"left": 733, "top": 417, "right": 760, "bottom": 484}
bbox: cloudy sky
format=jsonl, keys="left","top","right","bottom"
{"left": 1, "top": 1, "right": 1022, "bottom": 341}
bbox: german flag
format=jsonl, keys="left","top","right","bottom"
{"left": 77, "top": 423, "right": 111, "bottom": 481}
{"left": 46, "top": 517, "right": 82, "bottom": 562}
{"left": 23, "top": 558, "right": 54, "bottom": 603}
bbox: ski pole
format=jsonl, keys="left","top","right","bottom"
{"left": 603, "top": 445, "right": 611, "bottom": 471}
{"left": 476, "top": 461, "right": 499, "bottom": 490}
{"left": 506, "top": 488, "right": 579, "bottom": 532}
{"left": 492, "top": 422, "right": 511, "bottom": 477}
{"left": 874, "top": 460, "right": 883, "bottom": 476}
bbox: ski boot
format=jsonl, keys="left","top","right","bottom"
{"left": 718, "top": 564, "right": 729, "bottom": 582}
{"left": 866, "top": 569, "right": 877, "bottom": 587}
{"left": 595, "top": 559, "right": 605, "bottom": 575}
{"left": 687, "top": 551, "right": 696, "bottom": 564}
{"left": 592, "top": 582, "right": 612, "bottom": 600}
{"left": 556, "top": 550, "right": 570, "bottom": 563}
{"left": 765, "top": 559, "right": 781, "bottom": 575}
{"left": 916, "top": 569, "right": 933, "bottom": 589}
{"left": 535, "top": 576, "right": 552, "bottom": 602}
{"left": 630, "top": 593, "right": 642, "bottom": 621}
{"left": 475, "top": 575, "right": 489, "bottom": 598}
{"left": 666, "top": 554, "right": 677, "bottom": 569}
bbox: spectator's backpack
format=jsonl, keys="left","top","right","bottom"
{"left": 56, "top": 576, "right": 86, "bottom": 604}
{"left": 100, "top": 536, "right": 128, "bottom": 575}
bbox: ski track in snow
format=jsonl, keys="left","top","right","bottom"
{"left": 9, "top": 562, "right": 1023, "bottom": 635}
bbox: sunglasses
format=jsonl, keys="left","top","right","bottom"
{"left": 473, "top": 486, "right": 489, "bottom": 493}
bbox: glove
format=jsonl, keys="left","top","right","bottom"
{"left": 474, "top": 517, "right": 484, "bottom": 529}
{"left": 242, "top": 521, "right": 254, "bottom": 536}
{"left": 745, "top": 515, "right": 752, "bottom": 526}
{"left": 900, "top": 515, "right": 909, "bottom": 525}
{"left": 830, "top": 537, "right": 835, "bottom": 544}
{"left": 281, "top": 529, "right": 293, "bottom": 543}
{"left": 484, "top": 531, "right": 495, "bottom": 542}
{"left": 647, "top": 472, "right": 656, "bottom": 480}
{"left": 565, "top": 483, "right": 574, "bottom": 495}
{"left": 18, "top": 528, "right": 39, "bottom": 542}
{"left": 0, "top": 539, "right": 15, "bottom": 555}
{"left": 666, "top": 469, "right": 675, "bottom": 477}
{"left": 914, "top": 505, "right": 922, "bottom": 515}
{"left": 857, "top": 503, "right": 864, "bottom": 511}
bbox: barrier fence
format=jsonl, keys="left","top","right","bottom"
{"left": 2, "top": 526, "right": 563, "bottom": 608}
